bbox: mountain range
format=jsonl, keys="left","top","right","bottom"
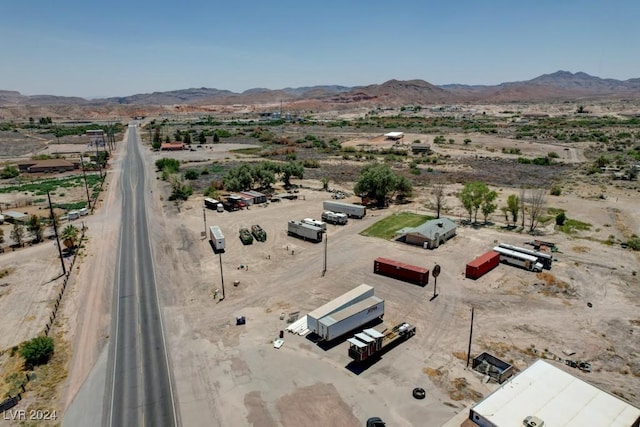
{"left": 2, "top": 71, "right": 640, "bottom": 108}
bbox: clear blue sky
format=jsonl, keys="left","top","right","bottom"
{"left": 1, "top": 0, "right": 637, "bottom": 98}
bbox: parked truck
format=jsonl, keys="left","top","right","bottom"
{"left": 251, "top": 224, "right": 267, "bottom": 242}
{"left": 348, "top": 322, "right": 416, "bottom": 362}
{"left": 322, "top": 201, "right": 366, "bottom": 219}
{"left": 374, "top": 257, "right": 429, "bottom": 286}
{"left": 316, "top": 296, "right": 384, "bottom": 341}
{"left": 321, "top": 210, "right": 348, "bottom": 225}
{"left": 287, "top": 220, "right": 323, "bottom": 243}
{"left": 209, "top": 226, "right": 225, "bottom": 251}
{"left": 465, "top": 250, "right": 500, "bottom": 280}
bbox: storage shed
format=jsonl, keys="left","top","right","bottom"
{"left": 396, "top": 218, "right": 456, "bottom": 249}
{"left": 239, "top": 190, "right": 267, "bottom": 205}
{"left": 469, "top": 360, "right": 640, "bottom": 427}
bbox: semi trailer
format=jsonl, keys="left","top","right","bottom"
{"left": 316, "top": 296, "right": 384, "bottom": 341}
{"left": 347, "top": 322, "right": 416, "bottom": 362}
{"left": 307, "top": 284, "right": 375, "bottom": 334}
{"left": 322, "top": 201, "right": 366, "bottom": 219}
{"left": 321, "top": 210, "right": 348, "bottom": 225}
{"left": 493, "top": 246, "right": 543, "bottom": 272}
{"left": 465, "top": 251, "right": 501, "bottom": 279}
{"left": 209, "top": 226, "right": 225, "bottom": 251}
{"left": 287, "top": 220, "right": 323, "bottom": 243}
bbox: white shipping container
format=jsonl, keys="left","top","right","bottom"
{"left": 302, "top": 218, "right": 327, "bottom": 231}
{"left": 307, "top": 284, "right": 374, "bottom": 333}
{"left": 317, "top": 296, "right": 385, "bottom": 341}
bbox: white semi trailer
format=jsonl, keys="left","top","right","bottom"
{"left": 316, "top": 296, "right": 385, "bottom": 341}
{"left": 321, "top": 210, "right": 348, "bottom": 225}
{"left": 307, "top": 284, "right": 375, "bottom": 334}
{"left": 302, "top": 218, "right": 327, "bottom": 231}
{"left": 287, "top": 220, "right": 323, "bottom": 243}
{"left": 209, "top": 225, "right": 225, "bottom": 251}
{"left": 322, "top": 201, "right": 366, "bottom": 219}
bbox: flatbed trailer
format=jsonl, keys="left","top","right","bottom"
{"left": 348, "top": 322, "right": 416, "bottom": 362}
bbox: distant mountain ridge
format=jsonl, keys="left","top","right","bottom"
{"left": 2, "top": 71, "right": 640, "bottom": 107}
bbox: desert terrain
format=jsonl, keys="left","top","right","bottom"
{"left": 0, "top": 99, "right": 638, "bottom": 426}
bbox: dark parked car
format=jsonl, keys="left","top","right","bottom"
{"left": 366, "top": 417, "right": 386, "bottom": 427}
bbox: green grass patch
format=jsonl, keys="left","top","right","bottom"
{"left": 558, "top": 218, "right": 592, "bottom": 234}
{"left": 360, "top": 212, "right": 433, "bottom": 240}
{"left": 0, "top": 174, "right": 102, "bottom": 195}
{"left": 230, "top": 147, "right": 262, "bottom": 155}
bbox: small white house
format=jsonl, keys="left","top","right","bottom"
{"left": 396, "top": 218, "right": 457, "bottom": 249}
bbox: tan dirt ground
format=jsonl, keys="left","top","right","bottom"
{"left": 0, "top": 123, "right": 638, "bottom": 426}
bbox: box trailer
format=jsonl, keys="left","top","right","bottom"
{"left": 317, "top": 296, "right": 384, "bottom": 341}
{"left": 498, "top": 243, "right": 552, "bottom": 269}
{"left": 374, "top": 257, "right": 429, "bottom": 286}
{"left": 322, "top": 201, "right": 366, "bottom": 219}
{"left": 302, "top": 218, "right": 327, "bottom": 231}
{"left": 493, "top": 246, "right": 543, "bottom": 272}
{"left": 466, "top": 251, "right": 501, "bottom": 280}
{"left": 321, "top": 210, "right": 348, "bottom": 225}
{"left": 307, "top": 284, "right": 375, "bottom": 334}
{"left": 287, "top": 220, "right": 323, "bottom": 243}
{"left": 209, "top": 226, "right": 225, "bottom": 251}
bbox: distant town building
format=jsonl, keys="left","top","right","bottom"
{"left": 160, "top": 142, "right": 185, "bottom": 151}
{"left": 384, "top": 131, "right": 404, "bottom": 140}
{"left": 16, "top": 159, "right": 79, "bottom": 173}
{"left": 86, "top": 129, "right": 106, "bottom": 147}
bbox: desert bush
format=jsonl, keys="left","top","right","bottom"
{"left": 20, "top": 336, "right": 54, "bottom": 368}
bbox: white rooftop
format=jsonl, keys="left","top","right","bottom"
{"left": 472, "top": 360, "right": 640, "bottom": 427}
{"left": 384, "top": 131, "right": 404, "bottom": 138}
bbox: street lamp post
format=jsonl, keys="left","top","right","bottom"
{"left": 219, "top": 252, "right": 225, "bottom": 301}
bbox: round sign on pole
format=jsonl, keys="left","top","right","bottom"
{"left": 432, "top": 264, "right": 441, "bottom": 278}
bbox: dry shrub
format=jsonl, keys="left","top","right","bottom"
{"left": 422, "top": 367, "right": 443, "bottom": 378}
{"left": 452, "top": 351, "right": 467, "bottom": 361}
{"left": 448, "top": 378, "right": 483, "bottom": 401}
{"left": 573, "top": 245, "right": 590, "bottom": 253}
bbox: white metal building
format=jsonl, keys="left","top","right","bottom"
{"left": 469, "top": 360, "right": 640, "bottom": 427}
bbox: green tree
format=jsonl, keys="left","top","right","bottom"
{"left": 353, "top": 163, "right": 412, "bottom": 207}
{"left": 183, "top": 132, "right": 192, "bottom": 145}
{"left": 169, "top": 175, "right": 193, "bottom": 201}
{"left": 555, "top": 212, "right": 567, "bottom": 226}
{"left": 223, "top": 164, "right": 253, "bottom": 191}
{"left": 61, "top": 224, "right": 79, "bottom": 252}
{"left": 155, "top": 158, "right": 180, "bottom": 173}
{"left": 10, "top": 223, "right": 24, "bottom": 247}
{"left": 0, "top": 227, "right": 4, "bottom": 244}
{"left": 153, "top": 127, "right": 161, "bottom": 143}
{"left": 164, "top": 135, "right": 171, "bottom": 144}
{"left": 281, "top": 161, "right": 304, "bottom": 187}
{"left": 198, "top": 131, "right": 206, "bottom": 144}
{"left": 0, "top": 165, "right": 20, "bottom": 179}
{"left": 500, "top": 206, "right": 510, "bottom": 226}
{"left": 213, "top": 133, "right": 220, "bottom": 143}
{"left": 20, "top": 336, "right": 54, "bottom": 368}
{"left": 321, "top": 177, "right": 330, "bottom": 191}
{"left": 152, "top": 139, "right": 161, "bottom": 150}
{"left": 174, "top": 130, "right": 182, "bottom": 142}
{"left": 506, "top": 194, "right": 520, "bottom": 226}
{"left": 459, "top": 182, "right": 490, "bottom": 223}
{"left": 480, "top": 189, "right": 498, "bottom": 223}
{"left": 27, "top": 215, "right": 45, "bottom": 243}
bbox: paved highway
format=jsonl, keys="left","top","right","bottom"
{"left": 104, "top": 125, "right": 178, "bottom": 426}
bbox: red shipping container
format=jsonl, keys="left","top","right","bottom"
{"left": 466, "top": 251, "right": 500, "bottom": 280}
{"left": 374, "top": 257, "right": 429, "bottom": 286}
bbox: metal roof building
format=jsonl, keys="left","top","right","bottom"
{"left": 396, "top": 217, "right": 457, "bottom": 249}
{"left": 469, "top": 360, "right": 640, "bottom": 427}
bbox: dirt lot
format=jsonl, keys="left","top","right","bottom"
{"left": 0, "top": 119, "right": 638, "bottom": 426}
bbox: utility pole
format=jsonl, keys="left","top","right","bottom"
{"left": 219, "top": 252, "right": 225, "bottom": 301}
{"left": 466, "top": 307, "right": 475, "bottom": 368}
{"left": 322, "top": 234, "right": 327, "bottom": 276}
{"left": 47, "top": 191, "right": 66, "bottom": 276}
{"left": 203, "top": 208, "right": 207, "bottom": 238}
{"left": 79, "top": 155, "right": 92, "bottom": 210}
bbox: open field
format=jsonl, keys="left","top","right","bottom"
{"left": 0, "top": 105, "right": 638, "bottom": 426}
